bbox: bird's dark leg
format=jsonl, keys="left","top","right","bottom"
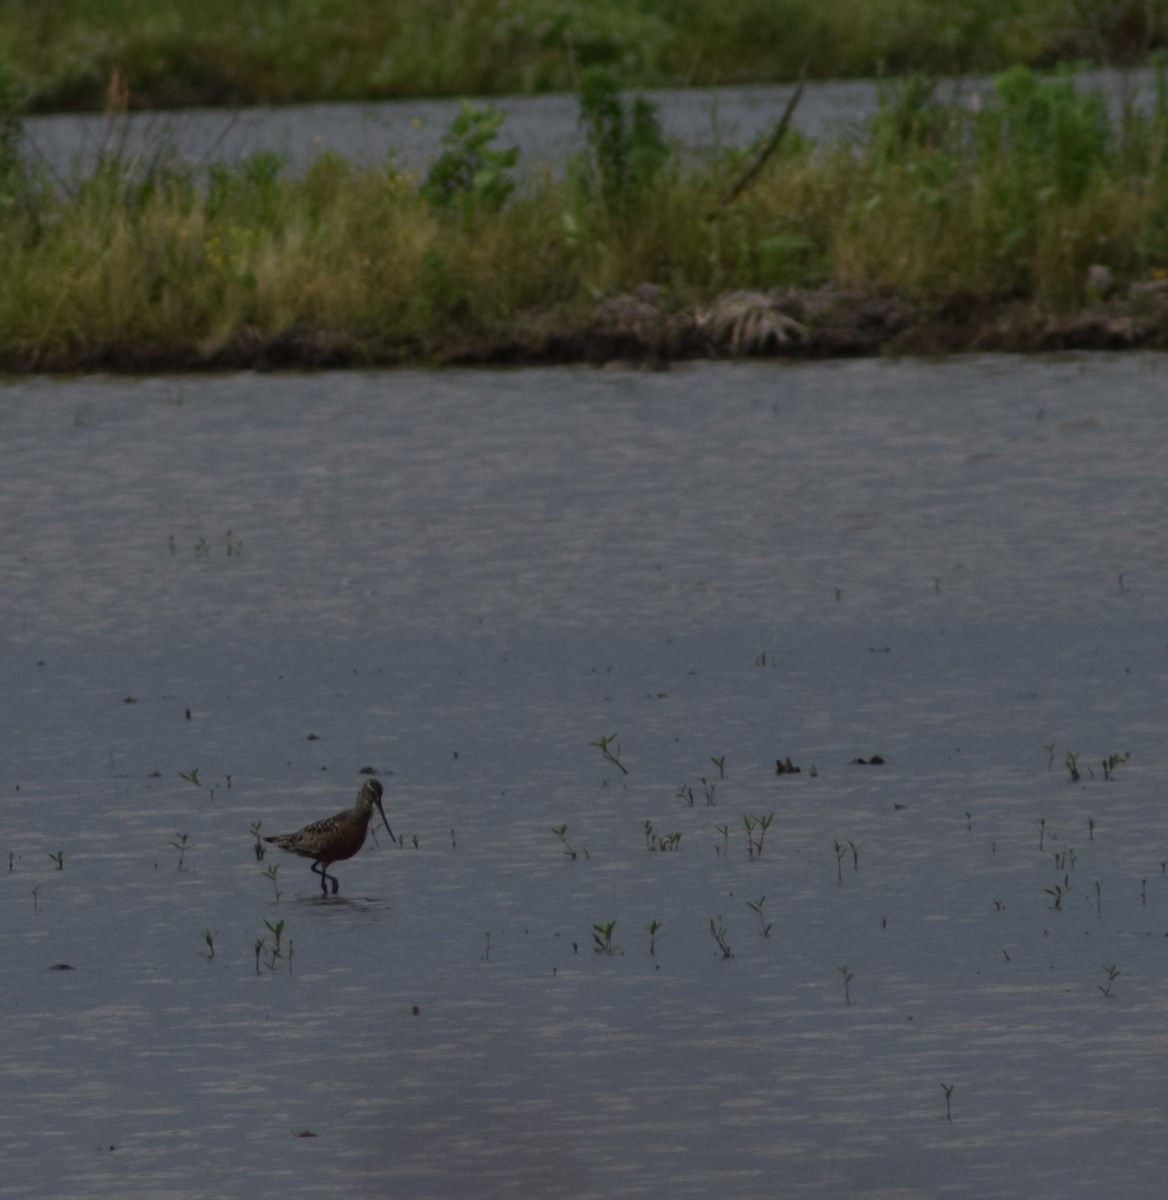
{"left": 311, "top": 860, "right": 340, "bottom": 895}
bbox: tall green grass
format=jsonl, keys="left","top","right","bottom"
{"left": 4, "top": 0, "right": 1168, "bottom": 111}
{"left": 3, "top": 64, "right": 1168, "bottom": 367}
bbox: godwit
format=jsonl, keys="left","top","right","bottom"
{"left": 264, "top": 778, "right": 394, "bottom": 895}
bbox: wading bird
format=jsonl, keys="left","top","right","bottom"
{"left": 264, "top": 778, "right": 393, "bottom": 895}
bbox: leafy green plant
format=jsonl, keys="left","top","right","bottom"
{"left": 48, "top": 850, "right": 63, "bottom": 871}
{"left": 747, "top": 895, "right": 772, "bottom": 938}
{"left": 201, "top": 929, "right": 215, "bottom": 959}
{"left": 170, "top": 832, "right": 190, "bottom": 869}
{"left": 839, "top": 964, "right": 854, "bottom": 1005}
{"left": 646, "top": 918, "right": 662, "bottom": 956}
{"left": 178, "top": 768, "right": 202, "bottom": 787}
{"left": 1101, "top": 751, "right": 1129, "bottom": 780}
{"left": 591, "top": 733, "right": 628, "bottom": 775}
{"left": 551, "top": 824, "right": 578, "bottom": 860}
{"left": 715, "top": 823, "right": 729, "bottom": 858}
{"left": 744, "top": 813, "right": 773, "bottom": 859}
{"left": 941, "top": 1081, "right": 954, "bottom": 1123}
{"left": 420, "top": 102, "right": 518, "bottom": 214}
{"left": 592, "top": 920, "right": 616, "bottom": 954}
{"left": 1099, "top": 964, "right": 1121, "bottom": 997}
{"left": 708, "top": 916, "right": 733, "bottom": 959}
{"left": 250, "top": 821, "right": 265, "bottom": 862}
{"left": 571, "top": 65, "right": 670, "bottom": 214}
{"left": 710, "top": 755, "right": 726, "bottom": 779}
{"left": 1064, "top": 752, "right": 1080, "bottom": 783}
{"left": 1044, "top": 882, "right": 1065, "bottom": 911}
{"left": 264, "top": 863, "right": 282, "bottom": 902}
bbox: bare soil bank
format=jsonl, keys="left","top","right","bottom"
{"left": 9, "top": 282, "right": 1168, "bottom": 373}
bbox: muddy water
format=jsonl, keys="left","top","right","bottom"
{"left": 2, "top": 356, "right": 1168, "bottom": 1198}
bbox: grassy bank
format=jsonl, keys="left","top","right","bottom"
{"left": 3, "top": 0, "right": 1168, "bottom": 112}
{"left": 4, "top": 66, "right": 1168, "bottom": 370}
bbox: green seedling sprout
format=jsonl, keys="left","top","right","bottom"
{"left": 1064, "top": 752, "right": 1080, "bottom": 783}
{"left": 178, "top": 768, "right": 202, "bottom": 787}
{"left": 31, "top": 883, "right": 40, "bottom": 910}
{"left": 591, "top": 733, "right": 628, "bottom": 775}
{"left": 592, "top": 921, "right": 616, "bottom": 954}
{"left": 1099, "top": 964, "right": 1120, "bottom": 998}
{"left": 264, "top": 918, "right": 285, "bottom": 956}
{"left": 941, "top": 1082, "right": 954, "bottom": 1123}
{"left": 1087, "top": 815, "right": 1096, "bottom": 841}
{"left": 710, "top": 755, "right": 726, "bottom": 780}
{"left": 701, "top": 777, "right": 718, "bottom": 806}
{"left": 1142, "top": 878, "right": 1148, "bottom": 906}
{"left": 254, "top": 937, "right": 264, "bottom": 975}
{"left": 643, "top": 819, "right": 655, "bottom": 850}
{"left": 744, "top": 813, "right": 773, "bottom": 858}
{"left": 1044, "top": 883, "right": 1064, "bottom": 911}
{"left": 1094, "top": 880, "right": 1102, "bottom": 917}
{"left": 48, "top": 850, "right": 63, "bottom": 871}
{"left": 647, "top": 919, "right": 662, "bottom": 956}
{"left": 1037, "top": 817, "right": 1048, "bottom": 849}
{"left": 264, "top": 863, "right": 282, "bottom": 902}
{"left": 747, "top": 895, "right": 772, "bottom": 937}
{"left": 677, "top": 783, "right": 696, "bottom": 807}
{"left": 250, "top": 821, "right": 265, "bottom": 861}
{"left": 1101, "top": 752, "right": 1129, "bottom": 781}
{"left": 965, "top": 811, "right": 972, "bottom": 833}
{"left": 839, "top": 964, "right": 854, "bottom": 1005}
{"left": 483, "top": 932, "right": 491, "bottom": 962}
{"left": 551, "top": 825, "right": 578, "bottom": 860}
{"left": 202, "top": 930, "right": 215, "bottom": 959}
{"left": 848, "top": 840, "right": 860, "bottom": 871}
{"left": 7, "top": 850, "right": 13, "bottom": 872}
{"left": 660, "top": 832, "right": 682, "bottom": 850}
{"left": 1046, "top": 742, "right": 1056, "bottom": 770}
{"left": 834, "top": 839, "right": 846, "bottom": 884}
{"left": 708, "top": 916, "right": 733, "bottom": 959}
{"left": 170, "top": 832, "right": 190, "bottom": 869}
{"left": 715, "top": 824, "right": 729, "bottom": 858}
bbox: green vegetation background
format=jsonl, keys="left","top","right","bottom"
{"left": 3, "top": 2, "right": 1168, "bottom": 367}
{"left": 3, "top": 0, "right": 1166, "bottom": 111}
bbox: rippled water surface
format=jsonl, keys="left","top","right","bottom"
{"left": 2, "top": 356, "right": 1167, "bottom": 1198}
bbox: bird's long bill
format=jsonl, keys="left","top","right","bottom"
{"left": 375, "top": 797, "right": 395, "bottom": 844}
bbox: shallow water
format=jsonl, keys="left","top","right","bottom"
{"left": 23, "top": 67, "right": 1156, "bottom": 178}
{"left": 2, "top": 356, "right": 1167, "bottom": 1198}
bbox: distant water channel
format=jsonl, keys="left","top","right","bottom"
{"left": 3, "top": 357, "right": 1168, "bottom": 1199}
{"left": 23, "top": 67, "right": 1156, "bottom": 179}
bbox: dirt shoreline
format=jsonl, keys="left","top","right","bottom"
{"left": 7, "top": 283, "right": 1168, "bottom": 373}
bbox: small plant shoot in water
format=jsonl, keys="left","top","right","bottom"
{"left": 709, "top": 916, "right": 733, "bottom": 959}
{"left": 551, "top": 825, "right": 578, "bottom": 860}
{"left": 592, "top": 921, "right": 617, "bottom": 954}
{"left": 1099, "top": 965, "right": 1121, "bottom": 997}
{"left": 170, "top": 832, "right": 190, "bottom": 869}
{"left": 646, "top": 919, "right": 662, "bottom": 956}
{"left": 591, "top": 733, "right": 628, "bottom": 775}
